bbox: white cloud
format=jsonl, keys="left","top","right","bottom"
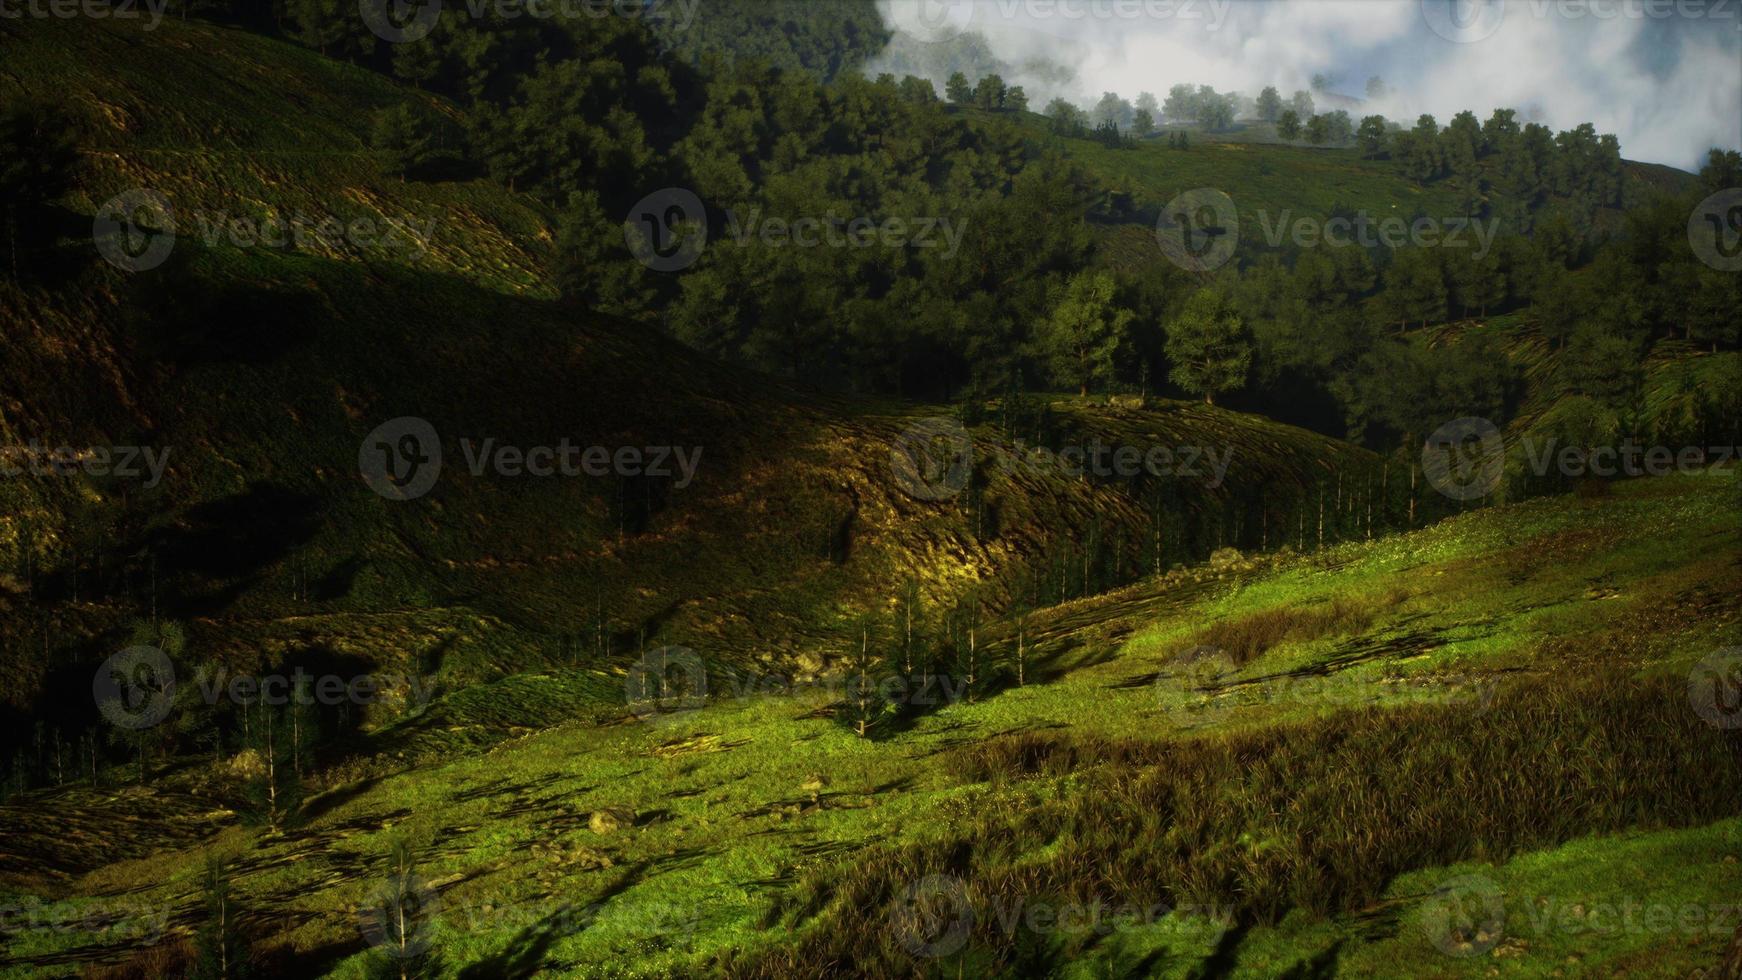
{"left": 872, "top": 0, "right": 1741, "bottom": 169}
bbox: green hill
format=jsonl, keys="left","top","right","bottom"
{"left": 0, "top": 15, "right": 1379, "bottom": 744}
{"left": 0, "top": 13, "right": 1737, "bottom": 980}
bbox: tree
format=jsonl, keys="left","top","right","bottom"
{"left": 1005, "top": 85, "right": 1028, "bottom": 114}
{"left": 1166, "top": 289, "right": 1251, "bottom": 405}
{"left": 1093, "top": 91, "right": 1133, "bottom": 129}
{"left": 1276, "top": 109, "right": 1302, "bottom": 141}
{"left": 190, "top": 855, "right": 250, "bottom": 980}
{"left": 1699, "top": 147, "right": 1742, "bottom": 193}
{"left": 1132, "top": 107, "right": 1155, "bottom": 137}
{"left": 1533, "top": 270, "right": 1589, "bottom": 349}
{"left": 1163, "top": 84, "right": 1197, "bottom": 123}
{"left": 1290, "top": 89, "right": 1315, "bottom": 119}
{"left": 1443, "top": 110, "right": 1481, "bottom": 176}
{"left": 1450, "top": 249, "right": 1507, "bottom": 319}
{"left": 1560, "top": 326, "right": 1642, "bottom": 407}
{"left": 1398, "top": 114, "right": 1445, "bottom": 182}
{"left": 1045, "top": 97, "right": 1085, "bottom": 135}
{"left": 1034, "top": 271, "right": 1134, "bottom": 397}
{"left": 1357, "top": 115, "right": 1390, "bottom": 158}
{"left": 0, "top": 102, "right": 78, "bottom": 279}
{"left": 945, "top": 71, "right": 973, "bottom": 105}
{"left": 1198, "top": 94, "right": 1234, "bottom": 132}
{"left": 1481, "top": 108, "right": 1520, "bottom": 155}
{"left": 899, "top": 75, "right": 937, "bottom": 105}
{"left": 1135, "top": 91, "right": 1160, "bottom": 118}
{"left": 1256, "top": 86, "right": 1282, "bottom": 122}
{"left": 1320, "top": 110, "right": 1353, "bottom": 144}
{"left": 390, "top": 39, "right": 441, "bottom": 90}
{"left": 974, "top": 73, "right": 1007, "bottom": 111}
{"left": 370, "top": 104, "right": 433, "bottom": 182}
{"left": 1386, "top": 247, "right": 1450, "bottom": 331}
{"left": 1305, "top": 113, "right": 1331, "bottom": 145}
{"left": 844, "top": 614, "right": 890, "bottom": 738}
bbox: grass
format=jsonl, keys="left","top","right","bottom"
{"left": 0, "top": 467, "right": 1733, "bottom": 978}
{"left": 1, "top": 17, "right": 1736, "bottom": 979}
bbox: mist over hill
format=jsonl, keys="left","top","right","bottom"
{"left": 872, "top": 0, "right": 1742, "bottom": 169}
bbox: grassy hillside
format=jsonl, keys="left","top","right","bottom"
{"left": 1, "top": 16, "right": 1736, "bottom": 980}
{"left": 0, "top": 17, "right": 1378, "bottom": 740}
{"left": 0, "top": 467, "right": 1733, "bottom": 977}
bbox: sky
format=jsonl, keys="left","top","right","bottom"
{"left": 873, "top": 0, "right": 1742, "bottom": 170}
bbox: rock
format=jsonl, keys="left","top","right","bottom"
{"left": 589, "top": 807, "right": 634, "bottom": 834}
{"left": 1208, "top": 547, "right": 1243, "bottom": 570}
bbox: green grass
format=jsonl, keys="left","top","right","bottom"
{"left": 2, "top": 468, "right": 1733, "bottom": 978}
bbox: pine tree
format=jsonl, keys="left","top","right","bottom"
{"left": 1165, "top": 290, "right": 1252, "bottom": 405}
{"left": 191, "top": 855, "right": 251, "bottom": 980}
